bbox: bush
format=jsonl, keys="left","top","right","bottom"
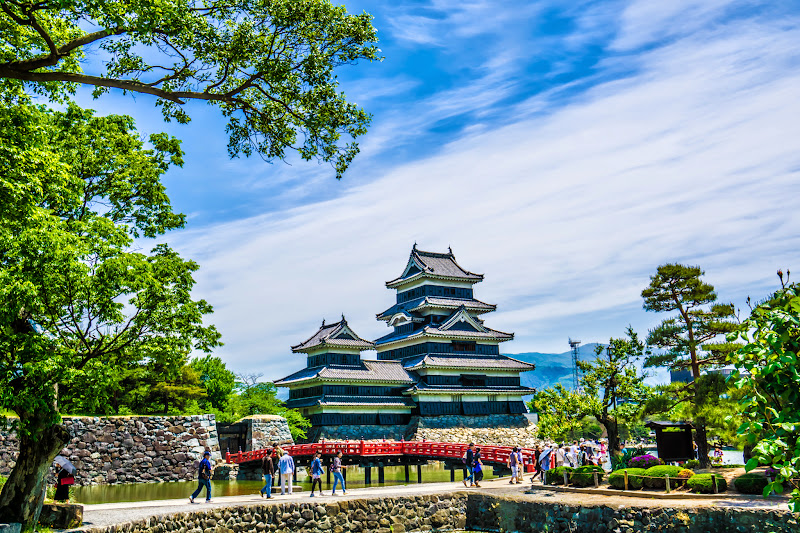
{"left": 684, "top": 459, "right": 700, "bottom": 469}
{"left": 643, "top": 465, "right": 685, "bottom": 489}
{"left": 628, "top": 454, "right": 662, "bottom": 469}
{"left": 675, "top": 469, "right": 695, "bottom": 486}
{"left": 608, "top": 468, "right": 647, "bottom": 490}
{"left": 687, "top": 473, "right": 727, "bottom": 493}
{"left": 570, "top": 465, "right": 605, "bottom": 487}
{"left": 545, "top": 466, "right": 573, "bottom": 485}
{"left": 734, "top": 472, "right": 769, "bottom": 494}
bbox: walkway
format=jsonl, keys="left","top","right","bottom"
{"left": 78, "top": 476, "right": 789, "bottom": 530}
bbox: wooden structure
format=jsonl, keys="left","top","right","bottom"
{"left": 645, "top": 421, "right": 695, "bottom": 462}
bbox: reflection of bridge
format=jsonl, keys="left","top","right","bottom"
{"left": 227, "top": 441, "right": 535, "bottom": 483}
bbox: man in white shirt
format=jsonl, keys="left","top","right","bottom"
{"left": 277, "top": 451, "right": 295, "bottom": 495}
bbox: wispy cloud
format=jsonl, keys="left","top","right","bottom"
{"left": 171, "top": 6, "right": 800, "bottom": 380}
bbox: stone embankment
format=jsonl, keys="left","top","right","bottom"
{"left": 69, "top": 492, "right": 799, "bottom": 533}
{"left": 246, "top": 415, "right": 295, "bottom": 449}
{"left": 412, "top": 414, "right": 539, "bottom": 448}
{"left": 0, "top": 415, "right": 221, "bottom": 485}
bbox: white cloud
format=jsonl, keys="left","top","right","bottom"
{"left": 171, "top": 9, "right": 800, "bottom": 381}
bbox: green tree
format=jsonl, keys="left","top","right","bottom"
{"left": 731, "top": 277, "right": 800, "bottom": 511}
{"left": 191, "top": 355, "right": 236, "bottom": 411}
{"left": 641, "top": 263, "right": 739, "bottom": 468}
{"left": 224, "top": 374, "right": 310, "bottom": 441}
{"left": 0, "top": 0, "right": 379, "bottom": 177}
{"left": 0, "top": 98, "right": 219, "bottom": 526}
{"left": 578, "top": 327, "right": 651, "bottom": 458}
{"left": 529, "top": 384, "right": 594, "bottom": 442}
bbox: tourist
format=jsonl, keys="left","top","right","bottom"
{"left": 533, "top": 445, "right": 543, "bottom": 483}
{"left": 539, "top": 444, "right": 552, "bottom": 483}
{"left": 462, "top": 442, "right": 475, "bottom": 487}
{"left": 515, "top": 447, "right": 524, "bottom": 484}
{"left": 310, "top": 451, "right": 325, "bottom": 496}
{"left": 473, "top": 447, "right": 484, "bottom": 488}
{"left": 555, "top": 444, "right": 565, "bottom": 467}
{"left": 278, "top": 449, "right": 295, "bottom": 495}
{"left": 189, "top": 450, "right": 213, "bottom": 503}
{"left": 712, "top": 445, "right": 724, "bottom": 466}
{"left": 53, "top": 463, "right": 74, "bottom": 502}
{"left": 507, "top": 447, "right": 519, "bottom": 484}
{"left": 260, "top": 447, "right": 275, "bottom": 498}
{"left": 331, "top": 450, "right": 347, "bottom": 495}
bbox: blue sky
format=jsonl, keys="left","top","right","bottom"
{"left": 73, "top": 0, "right": 800, "bottom": 382}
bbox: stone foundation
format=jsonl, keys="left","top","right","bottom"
{"left": 65, "top": 493, "right": 800, "bottom": 533}
{"left": 411, "top": 414, "right": 540, "bottom": 448}
{"left": 246, "top": 415, "right": 294, "bottom": 449}
{"left": 315, "top": 424, "right": 408, "bottom": 442}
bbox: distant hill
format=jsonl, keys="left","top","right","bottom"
{"left": 506, "top": 343, "right": 603, "bottom": 394}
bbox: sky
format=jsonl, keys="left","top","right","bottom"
{"left": 72, "top": 0, "right": 800, "bottom": 382}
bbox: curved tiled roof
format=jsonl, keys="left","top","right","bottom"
{"left": 404, "top": 383, "right": 536, "bottom": 394}
{"left": 403, "top": 354, "right": 535, "bottom": 371}
{"left": 275, "top": 360, "right": 414, "bottom": 385}
{"left": 285, "top": 396, "right": 416, "bottom": 408}
{"left": 291, "top": 317, "right": 375, "bottom": 353}
{"left": 387, "top": 246, "right": 483, "bottom": 287}
{"left": 376, "top": 296, "right": 496, "bottom": 321}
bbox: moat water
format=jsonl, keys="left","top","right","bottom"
{"left": 72, "top": 462, "right": 497, "bottom": 504}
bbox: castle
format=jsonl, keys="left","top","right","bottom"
{"left": 275, "top": 246, "right": 535, "bottom": 441}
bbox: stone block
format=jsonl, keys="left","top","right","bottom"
{"left": 38, "top": 503, "right": 83, "bottom": 529}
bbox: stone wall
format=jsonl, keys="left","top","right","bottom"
{"left": 64, "top": 492, "right": 800, "bottom": 533}
{"left": 0, "top": 415, "right": 220, "bottom": 485}
{"left": 411, "top": 414, "right": 540, "bottom": 448}
{"left": 246, "top": 415, "right": 294, "bottom": 449}
{"left": 314, "top": 424, "right": 408, "bottom": 442}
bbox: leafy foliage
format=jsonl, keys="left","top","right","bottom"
{"left": 544, "top": 466, "right": 573, "bottom": 485}
{"left": 610, "top": 446, "right": 645, "bottom": 471}
{"left": 686, "top": 473, "right": 727, "bottom": 493}
{"left": 191, "top": 355, "right": 236, "bottom": 411}
{"left": 733, "top": 472, "right": 769, "bottom": 495}
{"left": 731, "top": 282, "right": 800, "bottom": 511}
{"left": 628, "top": 454, "right": 662, "bottom": 469}
{"left": 641, "top": 263, "right": 740, "bottom": 468}
{"left": 0, "top": 0, "right": 380, "bottom": 178}
{"left": 608, "top": 468, "right": 647, "bottom": 490}
{"left": 529, "top": 384, "right": 594, "bottom": 442}
{"left": 642, "top": 465, "right": 684, "bottom": 489}
{"left": 570, "top": 465, "right": 604, "bottom": 487}
{"left": 578, "top": 327, "right": 651, "bottom": 457}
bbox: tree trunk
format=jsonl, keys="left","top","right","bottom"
{"left": 695, "top": 423, "right": 711, "bottom": 469}
{"left": 0, "top": 422, "right": 71, "bottom": 527}
{"left": 601, "top": 415, "right": 621, "bottom": 461}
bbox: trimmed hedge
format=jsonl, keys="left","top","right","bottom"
{"left": 545, "top": 466, "right": 573, "bottom": 485}
{"left": 684, "top": 459, "right": 700, "bottom": 469}
{"left": 643, "top": 465, "right": 685, "bottom": 489}
{"left": 628, "top": 454, "right": 662, "bottom": 469}
{"left": 570, "top": 465, "right": 605, "bottom": 487}
{"left": 687, "top": 473, "right": 728, "bottom": 494}
{"left": 734, "top": 472, "right": 769, "bottom": 494}
{"left": 608, "top": 468, "right": 647, "bottom": 490}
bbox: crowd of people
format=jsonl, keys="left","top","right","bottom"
{"left": 531, "top": 439, "right": 609, "bottom": 483}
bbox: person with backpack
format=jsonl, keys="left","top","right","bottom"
{"left": 461, "top": 442, "right": 475, "bottom": 487}
{"left": 259, "top": 447, "right": 275, "bottom": 498}
{"left": 190, "top": 450, "right": 213, "bottom": 503}
{"left": 309, "top": 451, "right": 325, "bottom": 497}
{"left": 473, "top": 447, "right": 484, "bottom": 488}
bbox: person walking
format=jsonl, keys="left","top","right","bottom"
{"left": 507, "top": 447, "right": 519, "bottom": 484}
{"left": 53, "top": 465, "right": 74, "bottom": 502}
{"left": 260, "top": 447, "right": 275, "bottom": 498}
{"left": 473, "top": 447, "right": 484, "bottom": 488}
{"left": 539, "top": 444, "right": 552, "bottom": 483}
{"left": 331, "top": 451, "right": 347, "bottom": 495}
{"left": 515, "top": 447, "right": 524, "bottom": 484}
{"left": 533, "top": 445, "right": 543, "bottom": 483}
{"left": 278, "top": 449, "right": 295, "bottom": 495}
{"left": 462, "top": 443, "right": 475, "bottom": 487}
{"left": 310, "top": 451, "right": 325, "bottom": 497}
{"left": 190, "top": 451, "right": 213, "bottom": 503}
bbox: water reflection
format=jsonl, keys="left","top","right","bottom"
{"left": 73, "top": 462, "right": 496, "bottom": 504}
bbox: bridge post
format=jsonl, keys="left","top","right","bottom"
{"left": 417, "top": 464, "right": 422, "bottom": 484}
{"left": 365, "top": 466, "right": 371, "bottom": 485}
{"left": 450, "top": 465, "right": 455, "bottom": 482}
{"left": 378, "top": 466, "right": 385, "bottom": 484}
{"left": 326, "top": 464, "right": 331, "bottom": 485}
{"left": 405, "top": 464, "right": 410, "bottom": 483}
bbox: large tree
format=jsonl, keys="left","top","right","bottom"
{"left": 528, "top": 384, "right": 594, "bottom": 442}
{"left": 0, "top": 96, "right": 220, "bottom": 526}
{"left": 641, "top": 263, "right": 739, "bottom": 468}
{"left": 577, "top": 327, "right": 651, "bottom": 459}
{"left": 0, "top": 0, "right": 379, "bottom": 177}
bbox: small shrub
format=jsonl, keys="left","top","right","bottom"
{"left": 675, "top": 469, "right": 695, "bottom": 487}
{"left": 687, "top": 473, "right": 727, "bottom": 494}
{"left": 642, "top": 465, "right": 684, "bottom": 489}
{"left": 628, "top": 454, "right": 662, "bottom": 469}
{"left": 734, "top": 472, "right": 769, "bottom": 494}
{"left": 570, "top": 465, "right": 605, "bottom": 487}
{"left": 684, "top": 459, "right": 700, "bottom": 469}
{"left": 608, "top": 468, "right": 647, "bottom": 490}
{"left": 545, "top": 466, "right": 573, "bottom": 485}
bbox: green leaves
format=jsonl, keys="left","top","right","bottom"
{"left": 0, "top": 0, "right": 380, "bottom": 178}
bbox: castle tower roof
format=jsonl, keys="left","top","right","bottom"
{"left": 291, "top": 316, "right": 375, "bottom": 353}
{"left": 386, "top": 246, "right": 483, "bottom": 288}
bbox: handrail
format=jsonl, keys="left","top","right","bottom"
{"left": 227, "top": 440, "right": 538, "bottom": 466}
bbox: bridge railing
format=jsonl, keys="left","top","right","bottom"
{"left": 227, "top": 440, "right": 538, "bottom": 468}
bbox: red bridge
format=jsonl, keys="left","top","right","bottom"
{"left": 227, "top": 440, "right": 536, "bottom": 471}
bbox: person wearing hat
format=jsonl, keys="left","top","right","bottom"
{"left": 190, "top": 450, "right": 214, "bottom": 503}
